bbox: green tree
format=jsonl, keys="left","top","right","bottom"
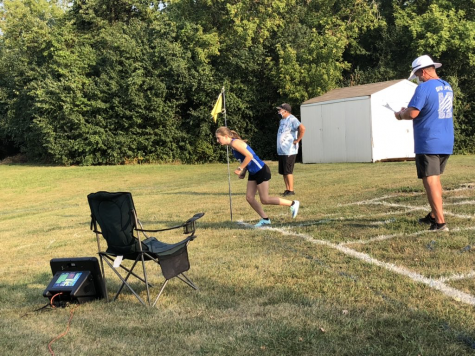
{"left": 165, "top": 0, "right": 383, "bottom": 159}
{"left": 395, "top": 1, "right": 475, "bottom": 153}
{"left": 342, "top": 0, "right": 475, "bottom": 153}
{"left": 0, "top": 0, "right": 67, "bottom": 161}
{"left": 1, "top": 0, "right": 221, "bottom": 164}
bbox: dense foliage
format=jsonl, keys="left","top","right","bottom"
{"left": 0, "top": 0, "right": 474, "bottom": 164}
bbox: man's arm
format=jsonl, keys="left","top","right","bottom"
{"left": 395, "top": 107, "right": 420, "bottom": 121}
{"left": 293, "top": 124, "right": 306, "bottom": 144}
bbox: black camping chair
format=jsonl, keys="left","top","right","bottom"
{"left": 87, "top": 191, "right": 204, "bottom": 307}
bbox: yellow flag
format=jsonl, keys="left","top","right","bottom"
{"left": 211, "top": 93, "right": 223, "bottom": 123}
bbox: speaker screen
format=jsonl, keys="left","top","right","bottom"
{"left": 52, "top": 272, "right": 83, "bottom": 288}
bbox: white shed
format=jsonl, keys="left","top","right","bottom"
{"left": 300, "top": 79, "right": 417, "bottom": 163}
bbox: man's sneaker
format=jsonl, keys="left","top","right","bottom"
{"left": 255, "top": 218, "right": 271, "bottom": 228}
{"left": 429, "top": 222, "right": 449, "bottom": 232}
{"left": 419, "top": 213, "right": 436, "bottom": 225}
{"left": 290, "top": 201, "right": 300, "bottom": 218}
{"left": 283, "top": 190, "right": 295, "bottom": 197}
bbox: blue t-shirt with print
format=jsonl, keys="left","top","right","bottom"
{"left": 408, "top": 79, "right": 454, "bottom": 154}
{"left": 277, "top": 115, "right": 301, "bottom": 155}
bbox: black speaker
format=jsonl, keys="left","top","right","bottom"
{"left": 43, "top": 257, "right": 106, "bottom": 305}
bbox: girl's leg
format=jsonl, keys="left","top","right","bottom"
{"left": 257, "top": 181, "right": 292, "bottom": 206}
{"left": 246, "top": 180, "right": 268, "bottom": 218}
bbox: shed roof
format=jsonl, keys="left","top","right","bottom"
{"left": 302, "top": 79, "right": 405, "bottom": 105}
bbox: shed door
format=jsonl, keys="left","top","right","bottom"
{"left": 302, "top": 98, "right": 372, "bottom": 163}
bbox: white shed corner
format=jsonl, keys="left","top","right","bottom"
{"left": 300, "top": 79, "right": 417, "bottom": 163}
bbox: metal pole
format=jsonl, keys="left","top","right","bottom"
{"left": 222, "top": 87, "right": 233, "bottom": 221}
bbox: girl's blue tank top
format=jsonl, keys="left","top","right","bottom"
{"left": 231, "top": 139, "right": 265, "bottom": 174}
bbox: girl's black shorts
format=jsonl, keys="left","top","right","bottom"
{"left": 248, "top": 164, "right": 271, "bottom": 185}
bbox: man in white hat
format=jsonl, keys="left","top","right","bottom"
{"left": 395, "top": 55, "right": 454, "bottom": 231}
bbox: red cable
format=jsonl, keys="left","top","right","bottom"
{"left": 47, "top": 303, "right": 79, "bottom": 356}
{"left": 50, "top": 292, "right": 63, "bottom": 308}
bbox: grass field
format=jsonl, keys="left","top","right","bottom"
{"left": 1, "top": 156, "right": 474, "bottom": 355}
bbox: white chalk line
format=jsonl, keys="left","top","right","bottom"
{"left": 438, "top": 271, "right": 475, "bottom": 283}
{"left": 293, "top": 209, "right": 470, "bottom": 229}
{"left": 342, "top": 183, "right": 475, "bottom": 206}
{"left": 339, "top": 199, "right": 474, "bottom": 220}
{"left": 369, "top": 218, "right": 397, "bottom": 225}
{"left": 294, "top": 209, "right": 420, "bottom": 227}
{"left": 341, "top": 226, "right": 475, "bottom": 246}
{"left": 239, "top": 219, "right": 475, "bottom": 305}
{"left": 263, "top": 226, "right": 475, "bottom": 306}
{"left": 341, "top": 193, "right": 421, "bottom": 206}
{"left": 357, "top": 201, "right": 474, "bottom": 219}
{"left": 447, "top": 200, "right": 475, "bottom": 206}
{"left": 237, "top": 183, "right": 475, "bottom": 305}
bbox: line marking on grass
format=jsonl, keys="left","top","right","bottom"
{"left": 340, "top": 233, "right": 404, "bottom": 245}
{"left": 294, "top": 209, "right": 421, "bottom": 228}
{"left": 238, "top": 183, "right": 475, "bottom": 305}
{"left": 340, "top": 226, "right": 475, "bottom": 246}
{"left": 343, "top": 183, "right": 475, "bottom": 207}
{"left": 438, "top": 271, "right": 475, "bottom": 282}
{"left": 263, "top": 226, "right": 475, "bottom": 306}
{"left": 341, "top": 194, "right": 417, "bottom": 206}
{"left": 353, "top": 201, "right": 474, "bottom": 219}
{"left": 446, "top": 200, "right": 475, "bottom": 206}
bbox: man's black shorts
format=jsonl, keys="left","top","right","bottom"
{"left": 248, "top": 164, "right": 271, "bottom": 185}
{"left": 415, "top": 154, "right": 450, "bottom": 179}
{"left": 278, "top": 155, "right": 296, "bottom": 175}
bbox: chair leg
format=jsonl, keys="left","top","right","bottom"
{"left": 101, "top": 256, "right": 147, "bottom": 306}
{"left": 98, "top": 255, "right": 109, "bottom": 303}
{"left": 151, "top": 273, "right": 198, "bottom": 307}
{"left": 114, "top": 259, "right": 140, "bottom": 301}
{"left": 151, "top": 279, "right": 169, "bottom": 307}
{"left": 140, "top": 253, "right": 151, "bottom": 306}
{"left": 102, "top": 254, "right": 153, "bottom": 286}
{"left": 177, "top": 273, "right": 198, "bottom": 291}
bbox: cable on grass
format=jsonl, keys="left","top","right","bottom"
{"left": 21, "top": 292, "right": 67, "bottom": 318}
{"left": 20, "top": 303, "right": 53, "bottom": 318}
{"left": 47, "top": 303, "right": 80, "bottom": 356}
{"left": 50, "top": 292, "right": 63, "bottom": 308}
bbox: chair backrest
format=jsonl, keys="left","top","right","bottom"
{"left": 87, "top": 191, "right": 142, "bottom": 255}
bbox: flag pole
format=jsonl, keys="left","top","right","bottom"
{"left": 222, "top": 87, "right": 233, "bottom": 221}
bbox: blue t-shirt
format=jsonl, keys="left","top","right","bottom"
{"left": 231, "top": 140, "right": 265, "bottom": 174}
{"left": 408, "top": 79, "right": 454, "bottom": 154}
{"left": 277, "top": 114, "right": 301, "bottom": 155}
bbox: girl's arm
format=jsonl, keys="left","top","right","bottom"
{"left": 238, "top": 166, "right": 248, "bottom": 179}
{"left": 230, "top": 139, "right": 253, "bottom": 175}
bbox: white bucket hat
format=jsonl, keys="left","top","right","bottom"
{"left": 408, "top": 55, "right": 442, "bottom": 80}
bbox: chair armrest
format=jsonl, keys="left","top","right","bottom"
{"left": 137, "top": 212, "right": 205, "bottom": 234}
{"left": 183, "top": 212, "right": 205, "bottom": 234}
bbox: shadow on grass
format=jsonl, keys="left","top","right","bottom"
{"left": 2, "top": 260, "right": 475, "bottom": 355}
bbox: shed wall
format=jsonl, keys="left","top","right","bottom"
{"left": 301, "top": 80, "right": 417, "bottom": 163}
{"left": 301, "top": 98, "right": 372, "bottom": 163}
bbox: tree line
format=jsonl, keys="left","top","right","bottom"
{"left": 0, "top": 0, "right": 474, "bottom": 165}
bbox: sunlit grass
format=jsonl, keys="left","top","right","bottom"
{"left": 0, "top": 156, "right": 474, "bottom": 355}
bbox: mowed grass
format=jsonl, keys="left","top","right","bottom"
{"left": 0, "top": 156, "right": 474, "bottom": 355}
